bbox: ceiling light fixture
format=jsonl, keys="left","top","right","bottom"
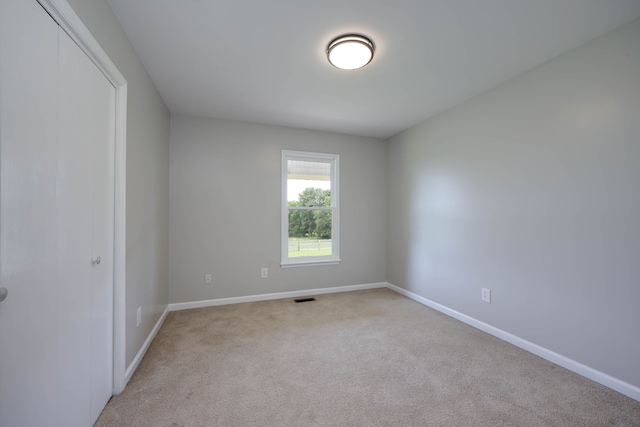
{"left": 327, "top": 34, "right": 374, "bottom": 70}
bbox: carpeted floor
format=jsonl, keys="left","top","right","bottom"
{"left": 96, "top": 288, "right": 640, "bottom": 426}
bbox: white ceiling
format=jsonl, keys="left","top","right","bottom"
{"left": 105, "top": 0, "right": 640, "bottom": 139}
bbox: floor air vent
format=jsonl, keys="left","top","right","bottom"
{"left": 294, "top": 298, "right": 316, "bottom": 303}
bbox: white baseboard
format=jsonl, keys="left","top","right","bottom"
{"left": 124, "top": 305, "right": 170, "bottom": 384}
{"left": 168, "top": 282, "right": 388, "bottom": 312}
{"left": 385, "top": 282, "right": 640, "bottom": 402}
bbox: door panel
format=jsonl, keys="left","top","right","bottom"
{"left": 87, "top": 39, "right": 116, "bottom": 427}
{"left": 57, "top": 28, "right": 95, "bottom": 426}
{"left": 0, "top": 1, "right": 60, "bottom": 425}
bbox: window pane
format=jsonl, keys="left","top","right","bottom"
{"left": 287, "top": 160, "right": 331, "bottom": 206}
{"left": 288, "top": 210, "right": 332, "bottom": 239}
{"left": 288, "top": 210, "right": 332, "bottom": 258}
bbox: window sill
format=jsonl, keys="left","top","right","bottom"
{"left": 281, "top": 259, "right": 341, "bottom": 268}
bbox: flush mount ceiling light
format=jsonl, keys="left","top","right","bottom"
{"left": 327, "top": 34, "right": 375, "bottom": 70}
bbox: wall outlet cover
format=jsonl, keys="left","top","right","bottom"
{"left": 481, "top": 288, "right": 491, "bottom": 303}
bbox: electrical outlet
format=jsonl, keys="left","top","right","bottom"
{"left": 205, "top": 274, "right": 212, "bottom": 284}
{"left": 481, "top": 288, "right": 491, "bottom": 303}
{"left": 137, "top": 306, "right": 142, "bottom": 326}
{"left": 261, "top": 268, "right": 268, "bottom": 278}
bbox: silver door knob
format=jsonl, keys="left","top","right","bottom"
{"left": 0, "top": 287, "right": 7, "bottom": 302}
{"left": 91, "top": 256, "right": 101, "bottom": 266}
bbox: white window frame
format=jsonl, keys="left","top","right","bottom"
{"left": 281, "top": 150, "right": 340, "bottom": 267}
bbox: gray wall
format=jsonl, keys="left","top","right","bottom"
{"left": 387, "top": 19, "right": 640, "bottom": 388}
{"left": 170, "top": 115, "right": 386, "bottom": 303}
{"left": 67, "top": 0, "right": 170, "bottom": 368}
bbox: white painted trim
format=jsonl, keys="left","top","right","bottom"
{"left": 112, "top": 86, "right": 127, "bottom": 394}
{"left": 280, "top": 260, "right": 341, "bottom": 268}
{"left": 124, "top": 306, "right": 169, "bottom": 383}
{"left": 169, "top": 282, "right": 387, "bottom": 312}
{"left": 37, "top": 0, "right": 128, "bottom": 395}
{"left": 36, "top": 0, "right": 126, "bottom": 87}
{"left": 385, "top": 283, "right": 640, "bottom": 402}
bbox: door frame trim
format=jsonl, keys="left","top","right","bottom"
{"left": 38, "top": 0, "right": 128, "bottom": 394}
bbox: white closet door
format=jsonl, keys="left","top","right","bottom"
{"left": 1, "top": 2, "right": 115, "bottom": 426}
{"left": 87, "top": 35, "right": 116, "bottom": 426}
{"left": 0, "top": 1, "right": 60, "bottom": 426}
{"left": 58, "top": 27, "right": 116, "bottom": 427}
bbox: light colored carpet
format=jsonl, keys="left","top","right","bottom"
{"left": 96, "top": 288, "right": 640, "bottom": 426}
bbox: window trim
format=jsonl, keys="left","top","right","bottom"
{"left": 281, "top": 150, "right": 340, "bottom": 267}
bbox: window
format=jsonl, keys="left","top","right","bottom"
{"left": 282, "top": 150, "right": 340, "bottom": 267}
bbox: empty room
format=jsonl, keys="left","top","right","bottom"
{"left": 1, "top": 0, "right": 639, "bottom": 426}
